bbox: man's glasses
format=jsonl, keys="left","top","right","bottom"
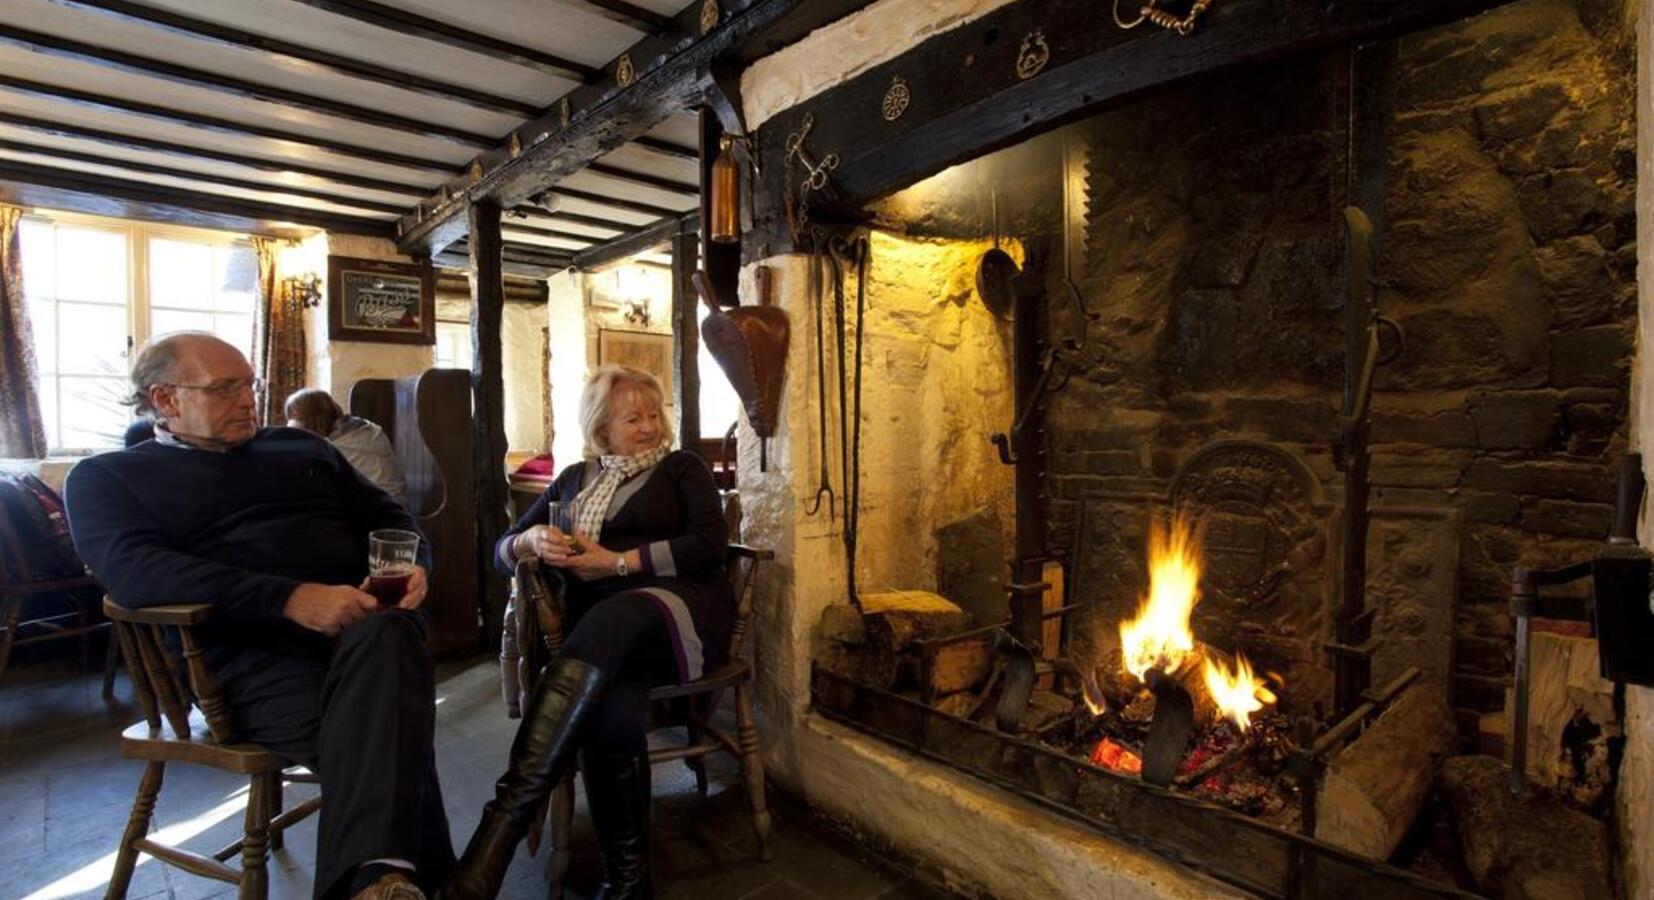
{"left": 162, "top": 378, "right": 265, "bottom": 400}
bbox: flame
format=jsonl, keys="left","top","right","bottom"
{"left": 1201, "top": 653, "right": 1278, "bottom": 732}
{"left": 1119, "top": 514, "right": 1202, "bottom": 681}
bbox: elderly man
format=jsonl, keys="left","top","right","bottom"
{"left": 65, "top": 333, "right": 453, "bottom": 900}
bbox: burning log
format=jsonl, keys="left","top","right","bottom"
{"left": 1314, "top": 685, "right": 1455, "bottom": 860}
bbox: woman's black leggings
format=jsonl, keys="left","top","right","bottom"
{"left": 557, "top": 591, "right": 679, "bottom": 756}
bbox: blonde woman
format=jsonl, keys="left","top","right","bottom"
{"left": 447, "top": 365, "right": 730, "bottom": 900}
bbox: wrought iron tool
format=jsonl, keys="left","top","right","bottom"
{"left": 1141, "top": 666, "right": 1196, "bottom": 787}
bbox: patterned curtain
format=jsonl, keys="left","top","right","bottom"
{"left": 0, "top": 206, "right": 46, "bottom": 458}
{"left": 250, "top": 237, "right": 306, "bottom": 426}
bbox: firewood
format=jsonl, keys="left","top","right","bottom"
{"left": 928, "top": 637, "right": 993, "bottom": 695}
{"left": 1315, "top": 685, "right": 1455, "bottom": 859}
{"left": 859, "top": 590, "right": 973, "bottom": 650}
{"left": 1502, "top": 630, "right": 1618, "bottom": 810}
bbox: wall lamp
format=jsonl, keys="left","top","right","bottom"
{"left": 285, "top": 271, "right": 323, "bottom": 309}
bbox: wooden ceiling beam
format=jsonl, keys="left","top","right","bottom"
{"left": 0, "top": 135, "right": 407, "bottom": 213}
{"left": 751, "top": 0, "right": 1526, "bottom": 245}
{"left": 585, "top": 162, "right": 698, "bottom": 197}
{"left": 0, "top": 158, "right": 392, "bottom": 235}
{"left": 48, "top": 0, "right": 543, "bottom": 118}
{"left": 0, "top": 111, "right": 431, "bottom": 196}
{"left": 0, "top": 23, "right": 497, "bottom": 149}
{"left": 287, "top": 0, "right": 601, "bottom": 81}
{"left": 506, "top": 206, "right": 628, "bottom": 233}
{"left": 543, "top": 186, "right": 684, "bottom": 219}
{"left": 551, "top": 0, "right": 673, "bottom": 33}
{"left": 497, "top": 219, "right": 601, "bottom": 245}
{"left": 573, "top": 212, "right": 695, "bottom": 271}
{"left": 394, "top": 0, "right": 864, "bottom": 258}
{"left": 0, "top": 74, "right": 459, "bottom": 174}
{"left": 631, "top": 135, "right": 699, "bottom": 162}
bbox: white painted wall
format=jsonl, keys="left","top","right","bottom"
{"left": 306, "top": 233, "right": 435, "bottom": 406}
{"left": 548, "top": 269, "right": 586, "bottom": 470}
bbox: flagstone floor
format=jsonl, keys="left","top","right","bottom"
{"left": 0, "top": 641, "right": 963, "bottom": 900}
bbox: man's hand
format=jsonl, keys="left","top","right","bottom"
{"left": 397, "top": 565, "right": 428, "bottom": 611}
{"left": 283, "top": 583, "right": 378, "bottom": 636}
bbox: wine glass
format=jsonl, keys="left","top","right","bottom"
{"left": 547, "top": 499, "right": 584, "bottom": 554}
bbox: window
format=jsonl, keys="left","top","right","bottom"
{"left": 19, "top": 212, "right": 257, "bottom": 453}
{"left": 435, "top": 320, "right": 472, "bottom": 370}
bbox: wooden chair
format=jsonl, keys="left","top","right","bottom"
{"left": 102, "top": 599, "right": 322, "bottom": 900}
{"left": 515, "top": 544, "right": 775, "bottom": 898}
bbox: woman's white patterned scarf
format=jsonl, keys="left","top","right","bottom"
{"left": 571, "top": 443, "right": 670, "bottom": 544}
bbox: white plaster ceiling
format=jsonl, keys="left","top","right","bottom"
{"left": 0, "top": 0, "right": 704, "bottom": 264}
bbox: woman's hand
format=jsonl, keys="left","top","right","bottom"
{"left": 548, "top": 531, "right": 636, "bottom": 580}
{"left": 515, "top": 525, "right": 578, "bottom": 564}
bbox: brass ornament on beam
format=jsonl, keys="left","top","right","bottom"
{"left": 1016, "top": 29, "right": 1050, "bottom": 80}
{"left": 699, "top": 0, "right": 720, "bottom": 34}
{"left": 507, "top": 132, "right": 522, "bottom": 158}
{"left": 559, "top": 98, "right": 571, "bottom": 127}
{"left": 881, "top": 75, "right": 910, "bottom": 122}
{"left": 1113, "top": 0, "right": 1215, "bottom": 35}
{"left": 468, "top": 161, "right": 483, "bottom": 184}
{"left": 616, "top": 53, "right": 636, "bottom": 87}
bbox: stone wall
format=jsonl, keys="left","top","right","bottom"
{"left": 1046, "top": 0, "right": 1636, "bottom": 732}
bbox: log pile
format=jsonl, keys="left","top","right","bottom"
{"left": 1314, "top": 686, "right": 1456, "bottom": 859}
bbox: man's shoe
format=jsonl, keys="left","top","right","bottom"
{"left": 442, "top": 658, "right": 606, "bottom": 900}
{"left": 582, "top": 751, "right": 653, "bottom": 900}
{"left": 351, "top": 873, "right": 425, "bottom": 900}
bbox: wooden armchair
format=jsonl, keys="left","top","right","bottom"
{"left": 513, "top": 544, "right": 775, "bottom": 898}
{"left": 0, "top": 502, "right": 117, "bottom": 697}
{"left": 102, "top": 599, "right": 322, "bottom": 900}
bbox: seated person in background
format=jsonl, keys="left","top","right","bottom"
{"left": 285, "top": 388, "right": 409, "bottom": 508}
{"left": 65, "top": 332, "right": 452, "bottom": 900}
{"left": 446, "top": 364, "right": 732, "bottom": 900}
{"left": 122, "top": 417, "right": 154, "bottom": 448}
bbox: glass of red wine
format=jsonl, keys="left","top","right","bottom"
{"left": 367, "top": 529, "right": 420, "bottom": 607}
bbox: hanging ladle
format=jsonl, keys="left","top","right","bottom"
{"left": 976, "top": 190, "right": 1019, "bottom": 321}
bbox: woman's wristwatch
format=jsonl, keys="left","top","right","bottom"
{"left": 615, "top": 552, "right": 630, "bottom": 576}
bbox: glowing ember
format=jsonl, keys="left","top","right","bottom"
{"left": 1119, "top": 514, "right": 1202, "bottom": 680}
{"left": 1202, "top": 653, "right": 1278, "bottom": 732}
{"left": 1090, "top": 737, "right": 1143, "bottom": 774}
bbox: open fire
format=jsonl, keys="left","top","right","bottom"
{"left": 1116, "top": 514, "right": 1279, "bottom": 733}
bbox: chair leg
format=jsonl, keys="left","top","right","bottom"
{"left": 267, "top": 775, "right": 285, "bottom": 852}
{"left": 106, "top": 761, "right": 165, "bottom": 900}
{"left": 546, "top": 772, "right": 575, "bottom": 900}
{"left": 734, "top": 682, "right": 772, "bottom": 862}
{"left": 685, "top": 713, "right": 709, "bottom": 798}
{"left": 238, "top": 772, "right": 272, "bottom": 900}
{"left": 0, "top": 597, "right": 20, "bottom": 691}
{"left": 102, "top": 628, "right": 119, "bottom": 701}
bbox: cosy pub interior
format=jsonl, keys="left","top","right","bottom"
{"left": 1, "top": 1, "right": 1653, "bottom": 899}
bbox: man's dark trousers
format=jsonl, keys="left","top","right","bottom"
{"left": 217, "top": 610, "right": 455, "bottom": 899}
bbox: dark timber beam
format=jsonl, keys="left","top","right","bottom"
{"left": 0, "top": 136, "right": 408, "bottom": 214}
{"left": 573, "top": 212, "right": 697, "bottom": 271}
{"left": 0, "top": 161, "right": 391, "bottom": 236}
{"left": 554, "top": 0, "right": 673, "bottom": 33}
{"left": 542, "top": 187, "right": 685, "bottom": 219}
{"left": 48, "top": 0, "right": 542, "bottom": 118}
{"left": 467, "top": 198, "right": 511, "bottom": 652}
{"left": 289, "top": 0, "right": 600, "bottom": 81}
{"left": 586, "top": 162, "right": 699, "bottom": 197}
{"left": 507, "top": 208, "right": 627, "bottom": 235}
{"left": 633, "top": 135, "right": 700, "bottom": 162}
{"left": 670, "top": 223, "right": 700, "bottom": 449}
{"left": 0, "top": 74, "right": 458, "bottom": 175}
{"left": 751, "top": 0, "right": 1523, "bottom": 248}
{"left": 394, "top": 0, "right": 880, "bottom": 258}
{"left": 0, "top": 112, "right": 431, "bottom": 196}
{"left": 0, "top": 24, "right": 497, "bottom": 149}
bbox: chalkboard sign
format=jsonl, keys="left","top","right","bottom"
{"left": 327, "top": 255, "right": 434, "bottom": 345}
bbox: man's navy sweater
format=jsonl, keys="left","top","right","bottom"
{"left": 65, "top": 427, "right": 430, "bottom": 664}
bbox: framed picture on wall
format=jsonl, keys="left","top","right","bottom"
{"left": 328, "top": 255, "right": 434, "bottom": 345}
{"left": 597, "top": 329, "right": 674, "bottom": 397}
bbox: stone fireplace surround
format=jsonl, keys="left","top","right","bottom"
{"left": 730, "top": 0, "right": 1652, "bottom": 897}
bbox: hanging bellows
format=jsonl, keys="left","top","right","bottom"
{"left": 695, "top": 268, "right": 788, "bottom": 460}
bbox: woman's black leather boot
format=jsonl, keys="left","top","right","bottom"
{"left": 581, "top": 750, "right": 653, "bottom": 900}
{"left": 443, "top": 658, "right": 606, "bottom": 900}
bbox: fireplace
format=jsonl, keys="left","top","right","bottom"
{"left": 735, "top": 0, "right": 1639, "bottom": 897}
